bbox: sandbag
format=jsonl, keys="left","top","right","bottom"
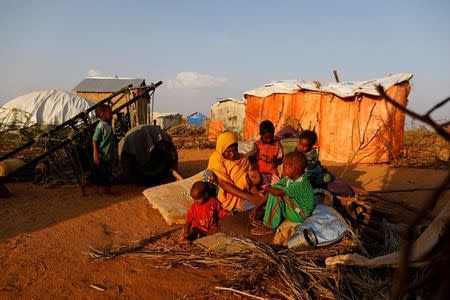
{"left": 143, "top": 172, "right": 202, "bottom": 225}
{"left": 0, "top": 158, "right": 26, "bottom": 177}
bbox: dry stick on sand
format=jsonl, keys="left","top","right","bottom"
{"left": 376, "top": 85, "right": 450, "bottom": 300}
{"left": 88, "top": 226, "right": 181, "bottom": 259}
{"left": 215, "top": 286, "right": 269, "bottom": 300}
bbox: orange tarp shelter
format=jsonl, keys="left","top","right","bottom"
{"left": 243, "top": 73, "right": 412, "bottom": 163}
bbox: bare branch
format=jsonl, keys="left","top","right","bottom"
{"left": 440, "top": 120, "right": 450, "bottom": 128}
{"left": 375, "top": 85, "right": 450, "bottom": 142}
{"left": 425, "top": 96, "right": 450, "bottom": 117}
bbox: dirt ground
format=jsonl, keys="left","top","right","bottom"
{"left": 1, "top": 149, "right": 448, "bottom": 299}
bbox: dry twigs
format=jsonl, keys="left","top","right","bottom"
{"left": 88, "top": 232, "right": 390, "bottom": 299}
{"left": 88, "top": 226, "right": 181, "bottom": 259}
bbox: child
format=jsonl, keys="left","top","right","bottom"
{"left": 183, "top": 181, "right": 227, "bottom": 242}
{"left": 84, "top": 104, "right": 115, "bottom": 195}
{"left": 296, "top": 130, "right": 333, "bottom": 189}
{"left": 248, "top": 120, "right": 283, "bottom": 185}
{"left": 262, "top": 151, "right": 315, "bottom": 230}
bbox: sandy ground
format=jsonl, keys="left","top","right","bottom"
{"left": 1, "top": 148, "right": 448, "bottom": 299}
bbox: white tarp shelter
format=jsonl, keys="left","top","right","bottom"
{"left": 210, "top": 98, "right": 246, "bottom": 135}
{"left": 0, "top": 90, "right": 94, "bottom": 128}
{"left": 152, "top": 112, "right": 182, "bottom": 130}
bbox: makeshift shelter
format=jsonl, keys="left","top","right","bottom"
{"left": 0, "top": 90, "right": 94, "bottom": 128}
{"left": 73, "top": 77, "right": 149, "bottom": 125}
{"left": 72, "top": 77, "right": 145, "bottom": 104}
{"left": 208, "top": 98, "right": 246, "bottom": 141}
{"left": 243, "top": 73, "right": 412, "bottom": 163}
{"left": 152, "top": 112, "right": 182, "bottom": 130}
{"left": 187, "top": 112, "right": 207, "bottom": 126}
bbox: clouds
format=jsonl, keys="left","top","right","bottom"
{"left": 167, "top": 72, "right": 228, "bottom": 89}
{"left": 87, "top": 69, "right": 102, "bottom": 77}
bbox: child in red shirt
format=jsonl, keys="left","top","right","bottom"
{"left": 248, "top": 120, "right": 282, "bottom": 186}
{"left": 182, "top": 181, "right": 227, "bottom": 242}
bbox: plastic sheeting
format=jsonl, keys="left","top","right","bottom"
{"left": 208, "top": 98, "right": 246, "bottom": 140}
{"left": 152, "top": 112, "right": 182, "bottom": 130}
{"left": 0, "top": 90, "right": 94, "bottom": 127}
{"left": 288, "top": 204, "right": 349, "bottom": 249}
{"left": 244, "top": 73, "right": 413, "bottom": 99}
{"left": 118, "top": 124, "right": 172, "bottom": 166}
{"left": 243, "top": 74, "right": 412, "bottom": 163}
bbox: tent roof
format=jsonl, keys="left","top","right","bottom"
{"left": 153, "top": 112, "right": 181, "bottom": 119}
{"left": 0, "top": 90, "right": 94, "bottom": 126}
{"left": 244, "top": 73, "right": 413, "bottom": 99}
{"left": 187, "top": 112, "right": 207, "bottom": 118}
{"left": 72, "top": 77, "right": 146, "bottom": 92}
{"left": 212, "top": 98, "right": 246, "bottom": 109}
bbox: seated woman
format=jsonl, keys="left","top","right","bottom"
{"left": 207, "top": 132, "right": 264, "bottom": 212}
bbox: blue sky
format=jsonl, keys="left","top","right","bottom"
{"left": 1, "top": 0, "right": 449, "bottom": 120}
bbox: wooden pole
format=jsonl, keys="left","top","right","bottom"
{"left": 333, "top": 70, "right": 340, "bottom": 83}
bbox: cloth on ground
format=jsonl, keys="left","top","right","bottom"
{"left": 326, "top": 176, "right": 355, "bottom": 197}
{"left": 143, "top": 171, "right": 202, "bottom": 225}
{"left": 273, "top": 220, "right": 301, "bottom": 246}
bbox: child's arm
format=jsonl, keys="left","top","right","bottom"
{"left": 276, "top": 141, "right": 283, "bottom": 166}
{"left": 92, "top": 140, "right": 100, "bottom": 165}
{"left": 92, "top": 123, "right": 103, "bottom": 165}
{"left": 263, "top": 185, "right": 285, "bottom": 197}
{"left": 247, "top": 142, "right": 258, "bottom": 165}
{"left": 182, "top": 223, "right": 191, "bottom": 238}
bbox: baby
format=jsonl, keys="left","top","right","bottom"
{"left": 182, "top": 181, "right": 226, "bottom": 242}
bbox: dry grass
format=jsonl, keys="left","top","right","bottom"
{"left": 87, "top": 231, "right": 424, "bottom": 300}
{"left": 391, "top": 129, "right": 449, "bottom": 169}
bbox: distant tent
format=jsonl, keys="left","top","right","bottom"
{"left": 187, "top": 112, "right": 207, "bottom": 126}
{"left": 0, "top": 90, "right": 94, "bottom": 128}
{"left": 243, "top": 73, "right": 413, "bottom": 163}
{"left": 208, "top": 98, "right": 246, "bottom": 141}
{"left": 152, "top": 112, "right": 182, "bottom": 130}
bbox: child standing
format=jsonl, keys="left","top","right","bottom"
{"left": 86, "top": 104, "right": 115, "bottom": 195}
{"left": 263, "top": 151, "right": 315, "bottom": 229}
{"left": 183, "top": 181, "right": 227, "bottom": 242}
{"left": 296, "top": 130, "right": 333, "bottom": 189}
{"left": 248, "top": 120, "right": 283, "bottom": 185}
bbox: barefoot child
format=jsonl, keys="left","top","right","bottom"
{"left": 263, "top": 151, "right": 315, "bottom": 229}
{"left": 248, "top": 120, "right": 282, "bottom": 185}
{"left": 183, "top": 181, "right": 227, "bottom": 242}
{"left": 84, "top": 104, "right": 115, "bottom": 195}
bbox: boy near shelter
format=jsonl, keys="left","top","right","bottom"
{"left": 263, "top": 151, "right": 315, "bottom": 229}
{"left": 84, "top": 104, "right": 115, "bottom": 195}
{"left": 296, "top": 130, "right": 333, "bottom": 189}
{"left": 183, "top": 181, "right": 227, "bottom": 242}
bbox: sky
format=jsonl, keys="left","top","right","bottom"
{"left": 1, "top": 0, "right": 449, "bottom": 121}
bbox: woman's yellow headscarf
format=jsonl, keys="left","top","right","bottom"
{"left": 207, "top": 132, "right": 251, "bottom": 211}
